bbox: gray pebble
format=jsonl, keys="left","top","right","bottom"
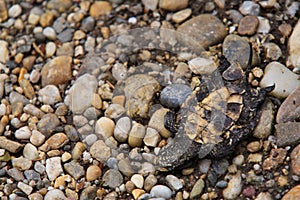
{"left": 57, "top": 28, "right": 74, "bottom": 43}
{"left": 239, "top": 1, "right": 260, "bottom": 15}
{"left": 24, "top": 170, "right": 41, "bottom": 181}
{"left": 80, "top": 186, "right": 97, "bottom": 200}
{"left": 114, "top": 116, "right": 131, "bottom": 143}
{"left": 64, "top": 125, "right": 80, "bottom": 142}
{"left": 107, "top": 157, "right": 118, "bottom": 169}
{"left": 8, "top": 4, "right": 22, "bottom": 18}
{"left": 53, "top": 17, "right": 69, "bottom": 33}
{"left": 37, "top": 113, "right": 60, "bottom": 138}
{"left": 160, "top": 84, "right": 192, "bottom": 109}
{"left": 150, "top": 185, "right": 172, "bottom": 199}
{"left": 212, "top": 159, "right": 229, "bottom": 175}
{"left": 64, "top": 160, "right": 85, "bottom": 180}
{"left": 44, "top": 189, "right": 66, "bottom": 200}
{"left": 81, "top": 17, "right": 95, "bottom": 32}
{"left": 102, "top": 169, "right": 124, "bottom": 189}
{"left": 7, "top": 168, "right": 25, "bottom": 181}
{"left": 38, "top": 85, "right": 62, "bottom": 105}
{"left": 34, "top": 161, "right": 45, "bottom": 174}
{"left": 216, "top": 180, "right": 228, "bottom": 188}
{"left": 166, "top": 175, "right": 183, "bottom": 191}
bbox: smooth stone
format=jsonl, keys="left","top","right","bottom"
{"left": 253, "top": 99, "right": 275, "bottom": 139}
{"left": 44, "top": 189, "right": 66, "bottom": 200}
{"left": 89, "top": 1, "right": 112, "bottom": 18}
{"left": 0, "top": 0, "right": 8, "bottom": 22}
{"left": 131, "top": 174, "right": 144, "bottom": 188}
{"left": 124, "top": 74, "right": 161, "bottom": 119}
{"left": 28, "top": 193, "right": 43, "bottom": 200}
{"left": 86, "top": 165, "right": 102, "bottom": 181}
{"left": 64, "top": 160, "right": 85, "bottom": 180}
{"left": 128, "top": 122, "right": 146, "bottom": 147}
{"left": 172, "top": 8, "right": 192, "bottom": 23}
{"left": 160, "top": 84, "right": 192, "bottom": 109}
{"left": 34, "top": 161, "right": 45, "bottom": 174}
{"left": 12, "top": 157, "right": 32, "bottom": 171}
{"left": 15, "top": 126, "right": 32, "bottom": 140}
{"left": 132, "top": 189, "right": 146, "bottom": 199}
{"left": 8, "top": 4, "right": 22, "bottom": 18}
{"left": 24, "top": 104, "right": 45, "bottom": 119}
{"left": 52, "top": 16, "right": 68, "bottom": 33}
{"left": 39, "top": 11, "right": 55, "bottom": 27}
{"left": 30, "top": 130, "right": 46, "bottom": 146}
{"left": 227, "top": 9, "right": 243, "bottom": 24}
{"left": 0, "top": 136, "right": 23, "bottom": 153}
{"left": 9, "top": 91, "right": 29, "bottom": 105}
{"left": 80, "top": 186, "right": 97, "bottom": 200}
{"left": 73, "top": 115, "right": 88, "bottom": 127}
{"left": 38, "top": 85, "right": 62, "bottom": 105}
{"left": 118, "top": 158, "right": 135, "bottom": 177}
{"left": 291, "top": 144, "right": 300, "bottom": 175}
{"left": 288, "top": 19, "right": 300, "bottom": 68}
{"left": 177, "top": 14, "right": 227, "bottom": 50}
{"left": 159, "top": 0, "right": 188, "bottom": 11}
{"left": 95, "top": 117, "right": 115, "bottom": 140}
{"left": 64, "top": 125, "right": 79, "bottom": 142}
{"left": 90, "top": 140, "right": 111, "bottom": 162}
{"left": 216, "top": 180, "right": 228, "bottom": 189}
{"left": 43, "top": 27, "right": 56, "bottom": 40}
{"left": 188, "top": 57, "right": 218, "bottom": 75}
{"left": 71, "top": 142, "right": 86, "bottom": 160}
{"left": 37, "top": 113, "right": 60, "bottom": 138}
{"left": 66, "top": 74, "right": 98, "bottom": 114}
{"left": 56, "top": 42, "right": 74, "bottom": 57}
{"left": 57, "top": 28, "right": 74, "bottom": 43}
{"left": 222, "top": 34, "right": 250, "bottom": 69}
{"left": 0, "top": 40, "right": 9, "bottom": 63}
{"left": 150, "top": 185, "right": 172, "bottom": 199}
{"left": 148, "top": 108, "right": 171, "bottom": 138}
{"left": 275, "top": 122, "right": 300, "bottom": 147}
{"left": 23, "top": 143, "right": 39, "bottom": 160}
{"left": 260, "top": 62, "right": 300, "bottom": 99}
{"left": 257, "top": 16, "right": 271, "bottom": 34}
{"left": 104, "top": 104, "right": 124, "bottom": 119}
{"left": 143, "top": 127, "right": 161, "bottom": 147}
{"left": 19, "top": 79, "right": 36, "bottom": 100}
{"left": 222, "top": 171, "right": 242, "bottom": 199}
{"left": 45, "top": 42, "right": 56, "bottom": 58}
{"left": 112, "top": 63, "right": 127, "bottom": 81}
{"left": 276, "top": 85, "right": 300, "bottom": 123}
{"left": 239, "top": 1, "right": 260, "bottom": 15}
{"left": 166, "top": 175, "right": 183, "bottom": 191}
{"left": 281, "top": 184, "right": 300, "bottom": 200}
{"left": 40, "top": 133, "right": 68, "bottom": 151}
{"left": 114, "top": 116, "right": 132, "bottom": 143}
{"left": 7, "top": 168, "right": 25, "bottom": 181}
{"left": 212, "top": 159, "right": 229, "bottom": 175}
{"left": 144, "top": 174, "right": 157, "bottom": 191}
{"left": 81, "top": 17, "right": 95, "bottom": 32}
{"left": 46, "top": 157, "right": 63, "bottom": 181}
{"left": 142, "top": 0, "right": 158, "bottom": 11}
{"left": 17, "top": 182, "right": 33, "bottom": 195}
{"left": 238, "top": 15, "right": 259, "bottom": 35}
{"left": 41, "top": 56, "right": 72, "bottom": 87}
{"left": 30, "top": 70, "right": 41, "bottom": 83}
{"left": 263, "top": 42, "right": 282, "bottom": 61}
{"left": 46, "top": 0, "right": 72, "bottom": 12}
{"left": 102, "top": 169, "right": 124, "bottom": 189}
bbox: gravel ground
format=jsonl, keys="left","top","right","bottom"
{"left": 0, "top": 0, "right": 300, "bottom": 199}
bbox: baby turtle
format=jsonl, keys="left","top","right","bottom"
{"left": 157, "top": 45, "right": 274, "bottom": 170}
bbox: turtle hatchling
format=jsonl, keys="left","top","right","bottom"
{"left": 157, "top": 45, "right": 274, "bottom": 170}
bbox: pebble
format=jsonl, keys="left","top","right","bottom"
{"left": 131, "top": 174, "right": 144, "bottom": 188}
{"left": 124, "top": 74, "right": 161, "bottom": 118}
{"left": 44, "top": 189, "right": 66, "bottom": 200}
{"left": 80, "top": 186, "right": 97, "bottom": 200}
{"left": 37, "top": 113, "right": 60, "bottom": 137}
{"left": 212, "top": 159, "right": 229, "bottom": 175}
{"left": 81, "top": 17, "right": 95, "bottom": 32}
{"left": 104, "top": 104, "right": 126, "bottom": 119}
{"left": 71, "top": 142, "right": 86, "bottom": 160}
{"left": 144, "top": 174, "right": 157, "bottom": 191}
{"left": 223, "top": 171, "right": 242, "bottom": 199}
{"left": 159, "top": 0, "right": 188, "bottom": 11}
{"left": 238, "top": 15, "right": 259, "bottom": 35}
{"left": 15, "top": 126, "right": 32, "bottom": 140}
{"left": 40, "top": 132, "right": 68, "bottom": 151}
{"left": 102, "top": 169, "right": 124, "bottom": 189}
{"left": 28, "top": 13, "right": 40, "bottom": 25}
{"left": 263, "top": 43, "right": 282, "bottom": 61}
{"left": 57, "top": 28, "right": 74, "bottom": 43}
{"left": 41, "top": 56, "right": 72, "bottom": 87}
{"left": 23, "top": 143, "right": 39, "bottom": 160}
{"left": 90, "top": 140, "right": 111, "bottom": 162}
{"left": 114, "top": 116, "right": 132, "bottom": 143}
{"left": 143, "top": 127, "right": 161, "bottom": 147}
{"left": 262, "top": 148, "right": 287, "bottom": 170}
{"left": 45, "top": 157, "right": 64, "bottom": 181}
{"left": 38, "top": 85, "right": 62, "bottom": 105}
{"left": 247, "top": 141, "right": 261, "bottom": 153}
{"left": 198, "top": 159, "right": 212, "bottom": 174}
{"left": 275, "top": 122, "right": 300, "bottom": 147}
{"left": 276, "top": 85, "right": 300, "bottom": 123}
{"left": 17, "top": 182, "right": 33, "bottom": 195}
{"left": 24, "top": 104, "right": 45, "bottom": 119}
{"left": 279, "top": 23, "right": 292, "bottom": 37}
{"left": 24, "top": 170, "right": 41, "bottom": 182}
{"left": 7, "top": 168, "right": 25, "bottom": 181}
{"left": 86, "top": 165, "right": 102, "bottom": 181}
{"left": 34, "top": 161, "right": 45, "bottom": 174}
{"left": 172, "top": 8, "right": 192, "bottom": 23}
{"left": 189, "top": 57, "right": 218, "bottom": 75}
{"left": 177, "top": 14, "right": 227, "bottom": 50}
{"left": 150, "top": 185, "right": 172, "bottom": 199}
{"left": 64, "top": 125, "right": 79, "bottom": 142}
{"left": 291, "top": 144, "right": 300, "bottom": 175}
{"left": 260, "top": 62, "right": 300, "bottom": 99}
{"left": 64, "top": 160, "right": 85, "bottom": 180}
{"left": 166, "top": 175, "right": 183, "bottom": 191}
{"left": 253, "top": 99, "right": 275, "bottom": 139}
{"left": 142, "top": 0, "right": 158, "bottom": 11}
{"left": 46, "top": 0, "right": 72, "bottom": 12}
{"left": 0, "top": 41, "right": 9, "bottom": 63}
{"left": 8, "top": 4, "right": 22, "bottom": 18}
{"left": 30, "top": 130, "right": 46, "bottom": 146}
{"left": 257, "top": 16, "right": 271, "bottom": 34}
{"left": 256, "top": 192, "right": 273, "bottom": 200}
{"left": 43, "top": 27, "right": 56, "bottom": 40}
{"left": 30, "top": 69, "right": 41, "bottom": 83}
{"left": 128, "top": 122, "right": 146, "bottom": 147}
{"left": 66, "top": 74, "right": 98, "bottom": 114}
{"left": 118, "top": 158, "right": 135, "bottom": 177}
{"left": 95, "top": 117, "right": 115, "bottom": 140}
{"left": 89, "top": 1, "right": 112, "bottom": 18}
{"left": 0, "top": 0, "right": 8, "bottom": 22}
{"left": 288, "top": 19, "right": 300, "bottom": 68}
{"left": 216, "top": 180, "right": 228, "bottom": 189}
{"left": 160, "top": 84, "right": 192, "bottom": 109}
{"left": 20, "top": 79, "right": 36, "bottom": 100}
{"left": 132, "top": 189, "right": 146, "bottom": 199}
{"left": 242, "top": 185, "right": 255, "bottom": 198}
{"left": 12, "top": 157, "right": 32, "bottom": 171}
{"left": 239, "top": 1, "right": 260, "bottom": 15}
{"left": 39, "top": 11, "right": 54, "bottom": 27}
{"left": 190, "top": 179, "right": 205, "bottom": 199}
{"left": 222, "top": 34, "right": 250, "bottom": 69}
{"left": 148, "top": 108, "right": 171, "bottom": 138}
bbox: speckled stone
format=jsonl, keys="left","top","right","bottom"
{"left": 90, "top": 140, "right": 111, "bottom": 162}
{"left": 89, "top": 1, "right": 112, "bottom": 18}
{"left": 238, "top": 15, "right": 259, "bottom": 35}
{"left": 159, "top": 0, "right": 188, "bottom": 11}
{"left": 64, "top": 160, "right": 85, "bottom": 180}
{"left": 102, "top": 169, "right": 124, "bottom": 189}
{"left": 46, "top": 0, "right": 72, "bottom": 12}
{"left": 282, "top": 185, "right": 300, "bottom": 200}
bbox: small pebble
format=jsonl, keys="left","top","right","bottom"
{"left": 131, "top": 174, "right": 144, "bottom": 189}
{"left": 8, "top": 4, "right": 22, "bottom": 18}
{"left": 150, "top": 185, "right": 172, "bottom": 199}
{"left": 166, "top": 174, "right": 183, "bottom": 191}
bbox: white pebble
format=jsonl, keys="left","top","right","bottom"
{"left": 15, "top": 126, "right": 32, "bottom": 139}
{"left": 8, "top": 4, "right": 22, "bottom": 18}
{"left": 150, "top": 185, "right": 172, "bottom": 199}
{"left": 43, "top": 27, "right": 57, "bottom": 40}
{"left": 45, "top": 42, "right": 57, "bottom": 58}
{"left": 131, "top": 174, "right": 144, "bottom": 189}
{"left": 166, "top": 175, "right": 183, "bottom": 191}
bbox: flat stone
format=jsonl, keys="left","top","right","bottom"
{"left": 282, "top": 184, "right": 300, "bottom": 200}
{"left": 17, "top": 182, "right": 33, "bottom": 195}
{"left": 95, "top": 117, "right": 115, "bottom": 140}
{"left": 150, "top": 185, "right": 172, "bottom": 199}
{"left": 253, "top": 99, "right": 275, "bottom": 139}
{"left": 275, "top": 122, "right": 300, "bottom": 147}
{"left": 64, "top": 160, "right": 85, "bottom": 180}
{"left": 260, "top": 62, "right": 300, "bottom": 99}
{"left": 7, "top": 168, "right": 25, "bottom": 181}
{"left": 37, "top": 113, "right": 60, "bottom": 138}
{"left": 102, "top": 169, "right": 124, "bottom": 189}
{"left": 148, "top": 108, "right": 171, "bottom": 138}
{"left": 172, "top": 8, "right": 192, "bottom": 23}
{"left": 46, "top": 157, "right": 63, "bottom": 181}
{"left": 38, "top": 85, "right": 62, "bottom": 105}
{"left": 166, "top": 175, "right": 183, "bottom": 191}
{"left": 177, "top": 14, "right": 227, "bottom": 50}
{"left": 46, "top": 0, "right": 72, "bottom": 12}
{"left": 23, "top": 143, "right": 39, "bottom": 160}
{"left": 291, "top": 144, "right": 300, "bottom": 175}
{"left": 0, "top": 0, "right": 8, "bottom": 22}
{"left": 90, "top": 140, "right": 111, "bottom": 162}
{"left": 89, "top": 1, "right": 112, "bottom": 18}
{"left": 0, "top": 40, "right": 9, "bottom": 63}
{"left": 222, "top": 34, "right": 251, "bottom": 69}
{"left": 238, "top": 15, "right": 259, "bottom": 35}
{"left": 276, "top": 85, "right": 300, "bottom": 123}
{"left": 288, "top": 19, "right": 300, "bottom": 68}
{"left": 40, "top": 133, "right": 68, "bottom": 151}
{"left": 44, "top": 189, "right": 66, "bottom": 200}
{"left": 12, "top": 157, "right": 32, "bottom": 171}
{"left": 41, "top": 56, "right": 72, "bottom": 87}
{"left": 188, "top": 57, "right": 218, "bottom": 75}
{"left": 24, "top": 170, "right": 41, "bottom": 181}
{"left": 86, "top": 165, "right": 102, "bottom": 181}
{"left": 159, "top": 0, "right": 188, "bottom": 11}
{"left": 57, "top": 28, "right": 74, "bottom": 43}
{"left": 15, "top": 126, "right": 32, "bottom": 140}
{"left": 223, "top": 171, "right": 242, "bottom": 199}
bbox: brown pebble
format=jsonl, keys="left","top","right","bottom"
{"left": 291, "top": 144, "right": 300, "bottom": 175}
{"left": 22, "top": 56, "right": 36, "bottom": 71}
{"left": 39, "top": 133, "right": 68, "bottom": 151}
{"left": 262, "top": 148, "right": 287, "bottom": 170}
{"left": 86, "top": 165, "right": 102, "bottom": 181}
{"left": 0, "top": 0, "right": 8, "bottom": 22}
{"left": 278, "top": 23, "right": 292, "bottom": 37}
{"left": 247, "top": 141, "right": 261, "bottom": 153}
{"left": 19, "top": 79, "right": 36, "bottom": 100}
{"left": 159, "top": 0, "right": 188, "bottom": 11}
{"left": 18, "top": 67, "right": 27, "bottom": 83}
{"left": 39, "top": 11, "right": 54, "bottom": 27}
{"left": 90, "top": 1, "right": 112, "bottom": 18}
{"left": 238, "top": 15, "right": 259, "bottom": 35}
{"left": 282, "top": 184, "right": 300, "bottom": 200}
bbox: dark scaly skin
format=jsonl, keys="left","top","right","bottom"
{"left": 157, "top": 45, "right": 274, "bottom": 171}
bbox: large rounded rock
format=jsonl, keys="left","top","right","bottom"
{"left": 177, "top": 14, "right": 227, "bottom": 50}
{"left": 288, "top": 19, "right": 300, "bottom": 68}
